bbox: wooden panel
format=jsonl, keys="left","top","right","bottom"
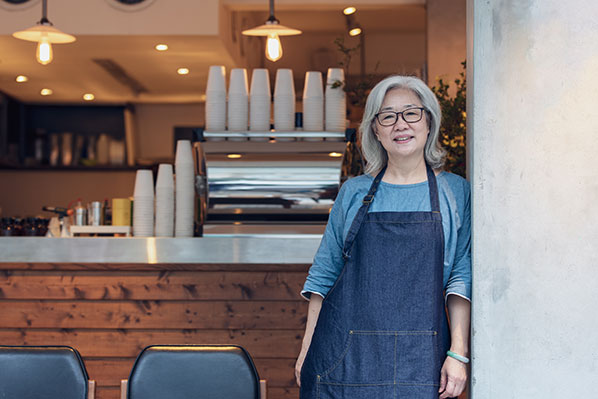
{"left": 86, "top": 357, "right": 296, "bottom": 388}
{"left": 0, "top": 329, "right": 303, "bottom": 358}
{"left": 0, "top": 263, "right": 311, "bottom": 272}
{"left": 0, "top": 300, "right": 307, "bottom": 329}
{"left": 95, "top": 386, "right": 300, "bottom": 399}
{"left": 0, "top": 271, "right": 307, "bottom": 300}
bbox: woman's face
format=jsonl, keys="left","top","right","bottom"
{"left": 373, "top": 88, "right": 429, "bottom": 162}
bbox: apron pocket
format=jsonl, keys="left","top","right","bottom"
{"left": 320, "top": 330, "right": 395, "bottom": 384}
{"left": 395, "top": 330, "right": 440, "bottom": 385}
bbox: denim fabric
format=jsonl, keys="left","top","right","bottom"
{"left": 302, "top": 171, "right": 471, "bottom": 301}
{"left": 300, "top": 165, "right": 449, "bottom": 399}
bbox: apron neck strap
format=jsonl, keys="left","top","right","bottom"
{"left": 425, "top": 163, "right": 441, "bottom": 213}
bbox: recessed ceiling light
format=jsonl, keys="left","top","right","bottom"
{"left": 349, "top": 27, "right": 362, "bottom": 36}
{"left": 155, "top": 44, "right": 168, "bottom": 51}
{"left": 227, "top": 154, "right": 242, "bottom": 159}
{"left": 328, "top": 152, "right": 343, "bottom": 158}
{"left": 40, "top": 88, "right": 53, "bottom": 96}
{"left": 15, "top": 75, "right": 28, "bottom": 83}
{"left": 83, "top": 93, "right": 95, "bottom": 101}
{"left": 177, "top": 68, "right": 190, "bottom": 75}
{"left": 343, "top": 6, "right": 356, "bottom": 15}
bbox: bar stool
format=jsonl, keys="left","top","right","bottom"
{"left": 121, "top": 345, "right": 266, "bottom": 399}
{"left": 0, "top": 345, "right": 95, "bottom": 399}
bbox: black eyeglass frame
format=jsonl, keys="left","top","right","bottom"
{"left": 374, "top": 107, "right": 427, "bottom": 126}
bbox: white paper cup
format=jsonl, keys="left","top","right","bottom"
{"left": 303, "top": 71, "right": 324, "bottom": 99}
{"left": 156, "top": 164, "right": 174, "bottom": 188}
{"left": 175, "top": 140, "right": 193, "bottom": 165}
{"left": 229, "top": 68, "right": 249, "bottom": 95}
{"left": 250, "top": 68, "right": 271, "bottom": 96}
{"left": 207, "top": 65, "right": 227, "bottom": 93}
{"left": 133, "top": 170, "right": 154, "bottom": 197}
{"left": 326, "top": 68, "right": 345, "bottom": 86}
{"left": 274, "top": 69, "right": 295, "bottom": 97}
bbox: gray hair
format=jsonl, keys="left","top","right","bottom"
{"left": 359, "top": 75, "right": 446, "bottom": 174}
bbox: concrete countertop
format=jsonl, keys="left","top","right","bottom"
{"left": 0, "top": 235, "right": 322, "bottom": 264}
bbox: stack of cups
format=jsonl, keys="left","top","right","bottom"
{"left": 303, "top": 71, "right": 324, "bottom": 131}
{"left": 205, "top": 66, "right": 227, "bottom": 131}
{"left": 175, "top": 140, "right": 195, "bottom": 237}
{"left": 227, "top": 68, "right": 249, "bottom": 132}
{"left": 155, "top": 164, "right": 175, "bottom": 237}
{"left": 273, "top": 69, "right": 296, "bottom": 131}
{"left": 325, "top": 68, "right": 347, "bottom": 132}
{"left": 249, "top": 69, "right": 271, "bottom": 132}
{"left": 133, "top": 170, "right": 154, "bottom": 237}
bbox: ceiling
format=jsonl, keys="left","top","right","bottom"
{"left": 0, "top": 1, "right": 426, "bottom": 105}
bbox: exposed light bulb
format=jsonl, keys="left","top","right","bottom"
{"left": 349, "top": 27, "right": 362, "bottom": 37}
{"left": 36, "top": 35, "right": 53, "bottom": 65}
{"left": 265, "top": 33, "right": 283, "bottom": 62}
{"left": 343, "top": 7, "right": 356, "bottom": 15}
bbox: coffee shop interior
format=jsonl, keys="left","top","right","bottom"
{"left": 0, "top": 0, "right": 467, "bottom": 398}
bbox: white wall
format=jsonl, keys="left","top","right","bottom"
{"left": 134, "top": 103, "right": 204, "bottom": 161}
{"left": 0, "top": 0, "right": 219, "bottom": 35}
{"left": 427, "top": 0, "right": 467, "bottom": 87}
{"left": 470, "top": 0, "right": 598, "bottom": 397}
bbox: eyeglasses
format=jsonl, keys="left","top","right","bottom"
{"left": 375, "top": 107, "right": 426, "bottom": 126}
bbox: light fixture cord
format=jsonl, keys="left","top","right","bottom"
{"left": 39, "top": 0, "right": 51, "bottom": 25}
{"left": 267, "top": 0, "right": 278, "bottom": 23}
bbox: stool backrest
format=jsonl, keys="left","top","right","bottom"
{"left": 0, "top": 345, "right": 89, "bottom": 399}
{"left": 127, "top": 345, "right": 260, "bottom": 399}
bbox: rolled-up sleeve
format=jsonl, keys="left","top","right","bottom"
{"left": 445, "top": 182, "right": 472, "bottom": 301}
{"left": 301, "top": 185, "right": 348, "bottom": 300}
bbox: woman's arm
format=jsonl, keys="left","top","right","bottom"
{"left": 295, "top": 294, "right": 323, "bottom": 387}
{"left": 439, "top": 294, "right": 471, "bottom": 399}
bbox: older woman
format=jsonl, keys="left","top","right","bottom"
{"left": 295, "top": 75, "right": 471, "bottom": 399}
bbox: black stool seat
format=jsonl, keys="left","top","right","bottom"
{"left": 0, "top": 345, "right": 89, "bottom": 399}
{"left": 127, "top": 345, "right": 260, "bottom": 399}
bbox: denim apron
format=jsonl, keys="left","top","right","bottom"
{"left": 300, "top": 164, "right": 449, "bottom": 399}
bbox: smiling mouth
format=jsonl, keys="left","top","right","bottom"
{"left": 393, "top": 136, "right": 413, "bottom": 142}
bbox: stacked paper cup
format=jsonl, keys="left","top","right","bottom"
{"left": 273, "top": 69, "right": 296, "bottom": 131}
{"left": 228, "top": 68, "right": 249, "bottom": 132}
{"left": 205, "top": 66, "right": 227, "bottom": 131}
{"left": 175, "top": 140, "right": 195, "bottom": 237}
{"left": 249, "top": 69, "right": 271, "bottom": 132}
{"left": 133, "top": 169, "right": 154, "bottom": 237}
{"left": 325, "top": 68, "right": 347, "bottom": 132}
{"left": 155, "top": 164, "right": 175, "bottom": 237}
{"left": 303, "top": 71, "right": 324, "bottom": 131}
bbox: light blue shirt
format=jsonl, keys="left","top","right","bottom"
{"left": 302, "top": 171, "right": 471, "bottom": 301}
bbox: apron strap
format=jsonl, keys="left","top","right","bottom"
{"left": 425, "top": 163, "right": 441, "bottom": 213}
{"left": 342, "top": 166, "right": 386, "bottom": 260}
{"left": 341, "top": 163, "right": 441, "bottom": 260}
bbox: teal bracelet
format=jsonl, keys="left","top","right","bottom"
{"left": 446, "top": 350, "right": 470, "bottom": 364}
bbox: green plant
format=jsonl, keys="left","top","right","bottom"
{"left": 332, "top": 37, "right": 378, "bottom": 109}
{"left": 432, "top": 61, "right": 467, "bottom": 177}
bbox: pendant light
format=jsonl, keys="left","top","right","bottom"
{"left": 12, "top": 0, "right": 76, "bottom": 65}
{"left": 242, "top": 0, "right": 301, "bottom": 62}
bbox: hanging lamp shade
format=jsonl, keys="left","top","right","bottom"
{"left": 242, "top": 20, "right": 301, "bottom": 37}
{"left": 13, "top": 24, "right": 76, "bottom": 44}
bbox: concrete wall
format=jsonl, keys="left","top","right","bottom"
{"left": 469, "top": 0, "right": 598, "bottom": 397}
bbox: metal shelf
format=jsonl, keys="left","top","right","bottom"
{"left": 202, "top": 130, "right": 346, "bottom": 141}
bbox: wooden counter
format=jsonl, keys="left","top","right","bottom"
{"left": 0, "top": 238, "right": 318, "bottom": 399}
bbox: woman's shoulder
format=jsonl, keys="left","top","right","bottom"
{"left": 340, "top": 174, "right": 373, "bottom": 192}
{"left": 437, "top": 171, "right": 470, "bottom": 211}
{"left": 437, "top": 171, "right": 470, "bottom": 192}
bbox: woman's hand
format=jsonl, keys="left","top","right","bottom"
{"left": 438, "top": 356, "right": 467, "bottom": 398}
{"left": 294, "top": 347, "right": 308, "bottom": 387}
